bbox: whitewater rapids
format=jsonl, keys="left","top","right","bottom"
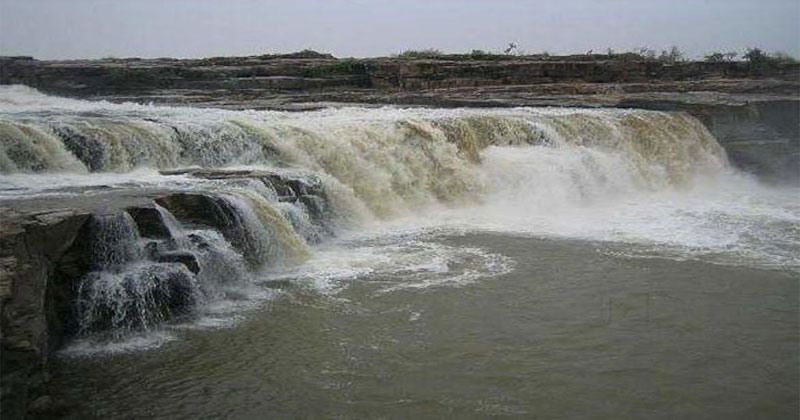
{"left": 1, "top": 85, "right": 798, "bottom": 353}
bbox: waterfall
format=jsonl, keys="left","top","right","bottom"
{"left": 75, "top": 213, "right": 199, "bottom": 335}
{"left": 7, "top": 85, "right": 791, "bottom": 347}
{"left": 0, "top": 86, "right": 728, "bottom": 217}
{"left": 72, "top": 193, "right": 308, "bottom": 338}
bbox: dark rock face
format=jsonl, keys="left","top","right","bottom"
{"left": 0, "top": 208, "right": 90, "bottom": 420}
{"left": 1, "top": 55, "right": 798, "bottom": 100}
{"left": 718, "top": 100, "right": 799, "bottom": 183}
{"left": 126, "top": 205, "right": 173, "bottom": 240}
{"left": 615, "top": 98, "right": 800, "bottom": 183}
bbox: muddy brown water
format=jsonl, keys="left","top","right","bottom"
{"left": 47, "top": 233, "right": 799, "bottom": 420}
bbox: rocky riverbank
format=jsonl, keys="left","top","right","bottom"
{"left": 2, "top": 53, "right": 798, "bottom": 108}
{"left": 0, "top": 53, "right": 798, "bottom": 419}
{"left": 2, "top": 54, "right": 798, "bottom": 181}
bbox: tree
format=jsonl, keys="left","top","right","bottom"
{"left": 704, "top": 51, "right": 737, "bottom": 63}
{"left": 769, "top": 52, "right": 798, "bottom": 65}
{"left": 632, "top": 47, "right": 657, "bottom": 60}
{"left": 743, "top": 48, "right": 768, "bottom": 65}
{"left": 658, "top": 46, "right": 685, "bottom": 64}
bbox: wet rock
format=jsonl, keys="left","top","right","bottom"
{"left": 53, "top": 126, "right": 105, "bottom": 172}
{"left": 75, "top": 264, "right": 197, "bottom": 333}
{"left": 160, "top": 168, "right": 332, "bottom": 227}
{"left": 156, "top": 251, "right": 201, "bottom": 275}
{"left": 143, "top": 240, "right": 162, "bottom": 259}
{"left": 127, "top": 205, "right": 172, "bottom": 239}
{"left": 155, "top": 193, "right": 263, "bottom": 266}
{"left": 155, "top": 193, "right": 228, "bottom": 229}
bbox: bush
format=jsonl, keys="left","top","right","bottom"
{"left": 743, "top": 48, "right": 768, "bottom": 65}
{"left": 658, "top": 46, "right": 686, "bottom": 64}
{"left": 282, "top": 49, "right": 334, "bottom": 59}
{"left": 704, "top": 51, "right": 738, "bottom": 63}
{"left": 631, "top": 47, "right": 657, "bottom": 60}
{"left": 397, "top": 49, "right": 444, "bottom": 59}
{"left": 767, "top": 51, "right": 798, "bottom": 65}
{"left": 469, "top": 49, "right": 493, "bottom": 59}
{"left": 744, "top": 48, "right": 798, "bottom": 69}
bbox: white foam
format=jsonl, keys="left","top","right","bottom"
{"left": 262, "top": 235, "right": 516, "bottom": 295}
{"left": 354, "top": 145, "right": 800, "bottom": 271}
{"left": 3, "top": 87, "right": 798, "bottom": 352}
{"left": 59, "top": 330, "right": 177, "bottom": 357}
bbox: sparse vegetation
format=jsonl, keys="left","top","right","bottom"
{"left": 704, "top": 51, "right": 738, "bottom": 62}
{"left": 375, "top": 45, "right": 798, "bottom": 70}
{"left": 469, "top": 49, "right": 511, "bottom": 60}
{"left": 254, "top": 49, "right": 335, "bottom": 60}
{"left": 769, "top": 51, "right": 799, "bottom": 64}
{"left": 657, "top": 46, "right": 686, "bottom": 64}
{"left": 397, "top": 49, "right": 445, "bottom": 59}
{"left": 469, "top": 49, "right": 491, "bottom": 59}
{"left": 744, "top": 48, "right": 798, "bottom": 70}
{"left": 600, "top": 45, "right": 687, "bottom": 63}
{"left": 631, "top": 47, "right": 657, "bottom": 60}
{"left": 283, "top": 49, "right": 333, "bottom": 59}
{"left": 743, "top": 48, "right": 770, "bottom": 65}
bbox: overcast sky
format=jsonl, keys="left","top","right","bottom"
{"left": 1, "top": 0, "right": 798, "bottom": 59}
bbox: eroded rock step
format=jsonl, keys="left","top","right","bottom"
{"left": 0, "top": 168, "right": 332, "bottom": 418}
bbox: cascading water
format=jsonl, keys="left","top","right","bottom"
{"left": 71, "top": 200, "right": 290, "bottom": 344}
{"left": 1, "top": 85, "right": 798, "bottom": 352}
{"left": 74, "top": 213, "right": 198, "bottom": 335}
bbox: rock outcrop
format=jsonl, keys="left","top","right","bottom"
{"left": 0, "top": 169, "right": 331, "bottom": 419}
{"left": 1, "top": 55, "right": 798, "bottom": 101}
{"left": 0, "top": 208, "right": 89, "bottom": 419}
{"left": 2, "top": 54, "right": 798, "bottom": 182}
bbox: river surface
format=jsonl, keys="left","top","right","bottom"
{"left": 48, "top": 232, "right": 798, "bottom": 420}
{"left": 2, "top": 86, "right": 798, "bottom": 419}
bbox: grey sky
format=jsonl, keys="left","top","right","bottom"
{"left": 1, "top": 0, "right": 798, "bottom": 59}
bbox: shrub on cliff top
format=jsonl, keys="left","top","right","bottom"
{"left": 397, "top": 49, "right": 445, "bottom": 59}
{"left": 744, "top": 48, "right": 798, "bottom": 70}
{"left": 658, "top": 46, "right": 686, "bottom": 64}
{"left": 704, "top": 51, "right": 738, "bottom": 63}
{"left": 281, "top": 49, "right": 334, "bottom": 59}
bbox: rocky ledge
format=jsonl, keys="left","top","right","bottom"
{"left": 0, "top": 169, "right": 330, "bottom": 419}
{"left": 2, "top": 54, "right": 798, "bottom": 182}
